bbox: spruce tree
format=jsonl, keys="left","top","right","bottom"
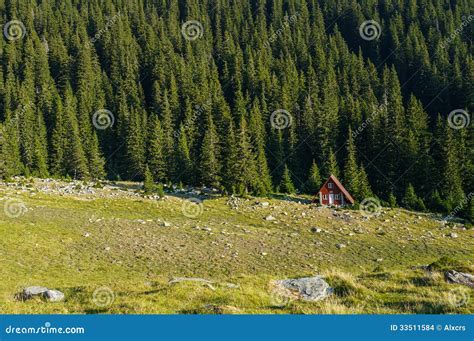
{"left": 402, "top": 184, "right": 426, "bottom": 212}
{"left": 147, "top": 115, "right": 167, "bottom": 182}
{"left": 234, "top": 116, "right": 258, "bottom": 195}
{"left": 343, "top": 129, "right": 360, "bottom": 198}
{"left": 305, "top": 160, "right": 322, "bottom": 194}
{"left": 388, "top": 192, "right": 397, "bottom": 208}
{"left": 325, "top": 148, "right": 340, "bottom": 179}
{"left": 199, "top": 113, "right": 221, "bottom": 188}
{"left": 280, "top": 165, "right": 296, "bottom": 194}
{"left": 174, "top": 124, "right": 193, "bottom": 184}
{"left": 143, "top": 165, "right": 154, "bottom": 194}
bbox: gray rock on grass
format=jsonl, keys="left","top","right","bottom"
{"left": 271, "top": 276, "right": 333, "bottom": 302}
{"left": 445, "top": 270, "right": 474, "bottom": 288}
{"left": 19, "top": 286, "right": 65, "bottom": 302}
{"left": 43, "top": 290, "right": 65, "bottom": 302}
{"left": 21, "top": 286, "right": 48, "bottom": 300}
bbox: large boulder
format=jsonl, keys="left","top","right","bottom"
{"left": 20, "top": 286, "right": 48, "bottom": 300}
{"left": 19, "top": 286, "right": 65, "bottom": 302}
{"left": 43, "top": 289, "right": 65, "bottom": 302}
{"left": 271, "top": 276, "right": 333, "bottom": 302}
{"left": 445, "top": 270, "right": 474, "bottom": 288}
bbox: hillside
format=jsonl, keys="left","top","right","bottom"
{"left": 0, "top": 0, "right": 473, "bottom": 222}
{"left": 1, "top": 179, "right": 472, "bottom": 314}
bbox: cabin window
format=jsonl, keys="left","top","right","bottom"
{"left": 328, "top": 183, "right": 333, "bottom": 189}
{"left": 335, "top": 194, "right": 339, "bottom": 200}
{"left": 323, "top": 194, "right": 328, "bottom": 200}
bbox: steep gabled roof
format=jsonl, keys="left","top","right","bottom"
{"left": 319, "top": 174, "right": 355, "bottom": 204}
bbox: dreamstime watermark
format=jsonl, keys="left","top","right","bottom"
{"left": 4, "top": 322, "right": 85, "bottom": 335}
{"left": 445, "top": 192, "right": 473, "bottom": 221}
{"left": 263, "top": 13, "right": 300, "bottom": 48}
{"left": 359, "top": 20, "right": 381, "bottom": 41}
{"left": 270, "top": 109, "right": 293, "bottom": 130}
{"left": 86, "top": 12, "right": 122, "bottom": 48}
{"left": 268, "top": 281, "right": 296, "bottom": 308}
{"left": 182, "top": 198, "right": 204, "bottom": 218}
{"left": 447, "top": 109, "right": 470, "bottom": 130}
{"left": 3, "top": 20, "right": 26, "bottom": 41}
{"left": 359, "top": 197, "right": 382, "bottom": 217}
{"left": 92, "top": 286, "right": 115, "bottom": 307}
{"left": 352, "top": 103, "right": 387, "bottom": 139}
{"left": 92, "top": 109, "right": 115, "bottom": 130}
{"left": 439, "top": 15, "right": 473, "bottom": 49}
{"left": 3, "top": 198, "right": 27, "bottom": 218}
{"left": 181, "top": 20, "right": 203, "bottom": 41}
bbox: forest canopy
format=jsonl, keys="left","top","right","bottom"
{"left": 0, "top": 0, "right": 472, "bottom": 218}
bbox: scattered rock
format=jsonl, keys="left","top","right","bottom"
{"left": 227, "top": 196, "right": 243, "bottom": 210}
{"left": 83, "top": 232, "right": 91, "bottom": 237}
{"left": 43, "top": 289, "right": 65, "bottom": 302}
{"left": 162, "top": 222, "right": 171, "bottom": 227}
{"left": 336, "top": 243, "right": 347, "bottom": 249}
{"left": 271, "top": 276, "right": 333, "bottom": 302}
{"left": 18, "top": 286, "right": 64, "bottom": 302}
{"left": 445, "top": 270, "right": 474, "bottom": 288}
{"left": 265, "top": 215, "right": 276, "bottom": 221}
{"left": 20, "top": 286, "right": 48, "bottom": 300}
{"left": 448, "top": 232, "right": 458, "bottom": 238}
{"left": 311, "top": 227, "right": 322, "bottom": 233}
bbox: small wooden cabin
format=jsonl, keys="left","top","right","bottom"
{"left": 314, "top": 175, "right": 355, "bottom": 207}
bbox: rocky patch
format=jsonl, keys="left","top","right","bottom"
{"left": 271, "top": 276, "right": 333, "bottom": 302}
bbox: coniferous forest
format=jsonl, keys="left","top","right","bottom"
{"left": 0, "top": 0, "right": 472, "bottom": 219}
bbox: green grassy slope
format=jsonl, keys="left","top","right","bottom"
{"left": 0, "top": 180, "right": 472, "bottom": 314}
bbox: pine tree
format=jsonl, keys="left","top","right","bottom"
{"left": 325, "top": 148, "right": 340, "bottom": 179}
{"left": 402, "top": 184, "right": 426, "bottom": 212}
{"left": 441, "top": 123, "right": 465, "bottom": 207}
{"left": 221, "top": 119, "right": 239, "bottom": 193}
{"left": 305, "top": 160, "right": 322, "bottom": 194}
{"left": 343, "top": 128, "right": 360, "bottom": 199}
{"left": 280, "top": 165, "right": 296, "bottom": 194}
{"left": 357, "top": 163, "right": 373, "bottom": 199}
{"left": 466, "top": 198, "right": 474, "bottom": 224}
{"left": 143, "top": 165, "right": 154, "bottom": 194}
{"left": 147, "top": 115, "right": 166, "bottom": 182}
{"left": 199, "top": 113, "right": 221, "bottom": 188}
{"left": 234, "top": 116, "right": 258, "bottom": 194}
{"left": 388, "top": 192, "right": 397, "bottom": 208}
{"left": 174, "top": 124, "right": 193, "bottom": 184}
{"left": 429, "top": 190, "right": 445, "bottom": 213}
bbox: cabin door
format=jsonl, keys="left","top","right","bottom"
{"left": 329, "top": 193, "right": 334, "bottom": 205}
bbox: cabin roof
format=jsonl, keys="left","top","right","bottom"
{"left": 319, "top": 175, "right": 355, "bottom": 204}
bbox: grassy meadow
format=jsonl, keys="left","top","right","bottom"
{"left": 0, "top": 179, "right": 472, "bottom": 314}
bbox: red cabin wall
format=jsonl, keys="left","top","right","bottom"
{"left": 319, "top": 180, "right": 345, "bottom": 206}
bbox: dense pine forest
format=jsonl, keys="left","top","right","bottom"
{"left": 0, "top": 0, "right": 472, "bottom": 219}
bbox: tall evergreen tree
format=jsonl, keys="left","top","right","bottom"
{"left": 304, "top": 160, "right": 322, "bottom": 194}
{"left": 199, "top": 113, "right": 221, "bottom": 188}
